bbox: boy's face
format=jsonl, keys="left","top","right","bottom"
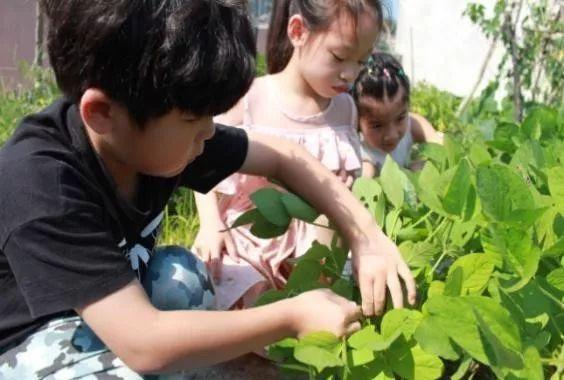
{"left": 110, "top": 108, "right": 216, "bottom": 178}
{"left": 358, "top": 88, "right": 409, "bottom": 153}
{"left": 298, "top": 10, "right": 380, "bottom": 99}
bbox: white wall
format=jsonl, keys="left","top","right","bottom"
{"left": 395, "top": 0, "right": 505, "bottom": 97}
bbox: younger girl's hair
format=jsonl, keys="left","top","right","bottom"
{"left": 352, "top": 52, "right": 410, "bottom": 103}
{"left": 266, "top": 0, "right": 384, "bottom": 74}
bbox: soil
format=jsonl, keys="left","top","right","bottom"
{"left": 182, "top": 353, "right": 287, "bottom": 380}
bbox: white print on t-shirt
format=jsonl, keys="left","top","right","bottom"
{"left": 118, "top": 211, "right": 164, "bottom": 272}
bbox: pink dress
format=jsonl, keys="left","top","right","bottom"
{"left": 213, "top": 78, "right": 362, "bottom": 310}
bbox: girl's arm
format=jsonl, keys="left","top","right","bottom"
{"left": 78, "top": 280, "right": 361, "bottom": 373}
{"left": 241, "top": 132, "right": 417, "bottom": 316}
{"left": 361, "top": 161, "right": 378, "bottom": 178}
{"left": 214, "top": 95, "right": 245, "bottom": 127}
{"left": 410, "top": 113, "right": 444, "bottom": 144}
{"left": 193, "top": 191, "right": 238, "bottom": 283}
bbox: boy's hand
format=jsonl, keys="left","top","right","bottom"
{"left": 288, "top": 289, "right": 362, "bottom": 338}
{"left": 193, "top": 225, "right": 239, "bottom": 284}
{"left": 351, "top": 230, "right": 417, "bottom": 316}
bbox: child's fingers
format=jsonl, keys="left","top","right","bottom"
{"left": 358, "top": 273, "right": 375, "bottom": 316}
{"left": 344, "top": 303, "right": 363, "bottom": 324}
{"left": 386, "top": 272, "right": 404, "bottom": 309}
{"left": 373, "top": 271, "right": 387, "bottom": 316}
{"left": 346, "top": 321, "right": 362, "bottom": 336}
{"left": 210, "top": 249, "right": 222, "bottom": 283}
{"left": 224, "top": 234, "right": 240, "bottom": 263}
{"left": 398, "top": 262, "right": 417, "bottom": 306}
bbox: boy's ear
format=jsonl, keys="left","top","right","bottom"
{"left": 287, "top": 14, "right": 309, "bottom": 47}
{"left": 79, "top": 89, "right": 116, "bottom": 135}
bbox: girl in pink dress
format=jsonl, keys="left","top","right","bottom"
{"left": 194, "top": 0, "right": 384, "bottom": 310}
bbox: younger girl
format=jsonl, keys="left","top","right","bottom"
{"left": 195, "top": 0, "right": 391, "bottom": 310}
{"left": 352, "top": 52, "right": 444, "bottom": 177}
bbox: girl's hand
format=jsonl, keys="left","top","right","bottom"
{"left": 288, "top": 289, "right": 362, "bottom": 338}
{"left": 336, "top": 168, "right": 355, "bottom": 188}
{"left": 193, "top": 224, "right": 239, "bottom": 284}
{"left": 351, "top": 230, "right": 417, "bottom": 316}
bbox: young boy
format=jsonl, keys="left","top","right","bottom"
{"left": 0, "top": 0, "right": 415, "bottom": 377}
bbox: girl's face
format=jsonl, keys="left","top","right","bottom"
{"left": 358, "top": 88, "right": 409, "bottom": 152}
{"left": 297, "top": 9, "right": 380, "bottom": 99}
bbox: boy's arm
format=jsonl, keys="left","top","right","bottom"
{"left": 410, "top": 113, "right": 444, "bottom": 144}
{"left": 240, "top": 132, "right": 416, "bottom": 316}
{"left": 77, "top": 280, "right": 360, "bottom": 373}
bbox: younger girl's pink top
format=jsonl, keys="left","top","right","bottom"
{"left": 212, "top": 77, "right": 362, "bottom": 309}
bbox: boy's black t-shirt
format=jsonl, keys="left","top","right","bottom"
{"left": 0, "top": 98, "right": 248, "bottom": 350}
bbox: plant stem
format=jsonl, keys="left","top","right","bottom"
{"left": 408, "top": 210, "right": 433, "bottom": 229}
{"left": 430, "top": 248, "right": 449, "bottom": 275}
{"left": 425, "top": 217, "right": 447, "bottom": 243}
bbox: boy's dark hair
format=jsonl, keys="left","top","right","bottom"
{"left": 352, "top": 52, "right": 410, "bottom": 103}
{"left": 266, "top": 0, "right": 384, "bottom": 75}
{"left": 41, "top": 0, "right": 256, "bottom": 125}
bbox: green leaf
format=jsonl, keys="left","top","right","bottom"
{"left": 280, "top": 192, "right": 319, "bottom": 223}
{"left": 418, "top": 143, "right": 448, "bottom": 169}
{"left": 467, "top": 296, "right": 522, "bottom": 357}
{"left": 546, "top": 268, "right": 564, "bottom": 291}
{"left": 286, "top": 260, "right": 322, "bottom": 291}
{"left": 254, "top": 289, "right": 288, "bottom": 307}
{"left": 502, "top": 345, "right": 544, "bottom": 380}
{"left": 387, "top": 338, "right": 444, "bottom": 380}
{"left": 249, "top": 211, "right": 289, "bottom": 238}
{"left": 442, "top": 159, "right": 472, "bottom": 216}
{"left": 231, "top": 208, "right": 261, "bottom": 228}
{"left": 347, "top": 348, "right": 375, "bottom": 367}
{"left": 331, "top": 278, "right": 354, "bottom": 299}
{"left": 521, "top": 106, "right": 559, "bottom": 140}
{"left": 469, "top": 143, "right": 492, "bottom": 166}
{"left": 489, "top": 122, "right": 519, "bottom": 153}
{"left": 425, "top": 295, "right": 513, "bottom": 366}
{"left": 476, "top": 164, "right": 535, "bottom": 222}
{"left": 427, "top": 281, "right": 445, "bottom": 299}
{"left": 348, "top": 325, "right": 401, "bottom": 351}
{"left": 481, "top": 227, "right": 539, "bottom": 292}
{"left": 416, "top": 163, "right": 447, "bottom": 215}
{"left": 444, "top": 267, "right": 463, "bottom": 296}
{"left": 381, "top": 309, "right": 423, "bottom": 340}
{"left": 380, "top": 156, "right": 406, "bottom": 208}
{"left": 543, "top": 237, "right": 564, "bottom": 258}
{"left": 473, "top": 308, "right": 523, "bottom": 370}
{"left": 298, "top": 242, "right": 332, "bottom": 262}
{"left": 399, "top": 241, "right": 440, "bottom": 269}
{"left": 250, "top": 188, "right": 290, "bottom": 227}
{"left": 414, "top": 317, "right": 459, "bottom": 360}
{"left": 444, "top": 134, "right": 464, "bottom": 168}
{"left": 352, "top": 177, "right": 383, "bottom": 218}
{"left": 294, "top": 345, "right": 343, "bottom": 373}
{"left": 448, "top": 253, "right": 495, "bottom": 295}
{"left": 384, "top": 207, "right": 402, "bottom": 238}
{"left": 547, "top": 166, "right": 564, "bottom": 207}
{"left": 349, "top": 354, "right": 392, "bottom": 379}
{"left": 298, "top": 331, "right": 340, "bottom": 349}
{"left": 450, "top": 355, "right": 472, "bottom": 380}
{"left": 268, "top": 337, "right": 298, "bottom": 361}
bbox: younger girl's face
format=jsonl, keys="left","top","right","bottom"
{"left": 298, "top": 9, "right": 380, "bottom": 99}
{"left": 358, "top": 88, "right": 409, "bottom": 152}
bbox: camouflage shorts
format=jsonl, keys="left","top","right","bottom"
{"left": 0, "top": 246, "right": 216, "bottom": 380}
